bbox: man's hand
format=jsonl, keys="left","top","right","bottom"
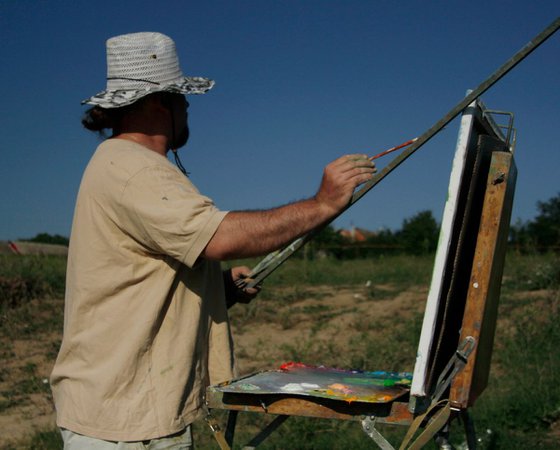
{"left": 223, "top": 266, "right": 261, "bottom": 308}
{"left": 315, "top": 154, "right": 377, "bottom": 216}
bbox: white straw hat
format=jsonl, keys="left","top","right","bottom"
{"left": 83, "top": 32, "right": 214, "bottom": 108}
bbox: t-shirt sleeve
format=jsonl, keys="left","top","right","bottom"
{"left": 118, "top": 164, "right": 228, "bottom": 268}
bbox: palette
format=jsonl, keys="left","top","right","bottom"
{"left": 213, "top": 362, "right": 412, "bottom": 404}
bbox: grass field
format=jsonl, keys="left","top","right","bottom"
{"left": 0, "top": 252, "right": 559, "bottom": 449}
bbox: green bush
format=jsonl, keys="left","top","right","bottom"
{"left": 0, "top": 255, "right": 66, "bottom": 309}
{"left": 502, "top": 253, "right": 560, "bottom": 291}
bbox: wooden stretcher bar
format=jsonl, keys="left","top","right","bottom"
{"left": 450, "top": 146, "right": 517, "bottom": 408}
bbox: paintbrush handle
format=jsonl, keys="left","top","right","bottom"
{"left": 369, "top": 138, "right": 418, "bottom": 161}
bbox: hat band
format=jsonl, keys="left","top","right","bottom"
{"left": 107, "top": 77, "right": 161, "bottom": 86}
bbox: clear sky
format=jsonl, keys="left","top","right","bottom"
{"left": 1, "top": 1, "right": 558, "bottom": 241}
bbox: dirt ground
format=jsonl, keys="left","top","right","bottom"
{"left": 0, "top": 284, "right": 427, "bottom": 448}
{"left": 231, "top": 284, "right": 427, "bottom": 375}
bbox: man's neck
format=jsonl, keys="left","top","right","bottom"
{"left": 114, "top": 132, "right": 168, "bottom": 156}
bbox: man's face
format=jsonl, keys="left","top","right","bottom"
{"left": 169, "top": 94, "right": 189, "bottom": 150}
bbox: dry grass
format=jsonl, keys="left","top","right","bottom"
{"left": 1, "top": 253, "right": 559, "bottom": 449}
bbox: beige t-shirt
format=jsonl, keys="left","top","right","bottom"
{"left": 50, "top": 139, "right": 234, "bottom": 441}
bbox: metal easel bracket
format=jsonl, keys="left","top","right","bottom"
{"left": 362, "top": 416, "right": 396, "bottom": 450}
{"left": 396, "top": 337, "right": 476, "bottom": 449}
{"left": 432, "top": 336, "right": 476, "bottom": 404}
{"left": 483, "top": 109, "right": 516, "bottom": 151}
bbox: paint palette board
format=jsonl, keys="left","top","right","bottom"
{"left": 213, "top": 363, "right": 412, "bottom": 404}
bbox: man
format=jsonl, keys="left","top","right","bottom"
{"left": 50, "top": 32, "right": 375, "bottom": 449}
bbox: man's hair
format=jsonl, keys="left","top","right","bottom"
{"left": 81, "top": 92, "right": 178, "bottom": 137}
{"left": 82, "top": 105, "right": 125, "bottom": 136}
{"left": 81, "top": 97, "right": 151, "bottom": 136}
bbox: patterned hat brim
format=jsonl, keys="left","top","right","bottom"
{"left": 82, "top": 77, "right": 214, "bottom": 108}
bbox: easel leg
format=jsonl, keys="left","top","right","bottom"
{"left": 205, "top": 409, "right": 232, "bottom": 450}
{"left": 225, "top": 410, "right": 238, "bottom": 447}
{"left": 461, "top": 410, "right": 477, "bottom": 450}
{"left": 243, "top": 415, "right": 289, "bottom": 450}
{"left": 433, "top": 423, "right": 454, "bottom": 449}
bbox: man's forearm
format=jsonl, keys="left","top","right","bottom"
{"left": 203, "top": 197, "right": 334, "bottom": 260}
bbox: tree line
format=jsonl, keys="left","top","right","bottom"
{"left": 509, "top": 193, "right": 560, "bottom": 253}
{"left": 312, "top": 192, "right": 560, "bottom": 259}
{"left": 20, "top": 193, "right": 559, "bottom": 258}
{"left": 311, "top": 210, "right": 439, "bottom": 259}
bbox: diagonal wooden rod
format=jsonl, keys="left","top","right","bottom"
{"left": 239, "top": 17, "right": 560, "bottom": 290}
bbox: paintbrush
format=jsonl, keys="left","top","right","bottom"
{"left": 369, "top": 138, "right": 418, "bottom": 161}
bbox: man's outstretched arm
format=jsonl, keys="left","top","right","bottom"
{"left": 202, "top": 154, "right": 375, "bottom": 260}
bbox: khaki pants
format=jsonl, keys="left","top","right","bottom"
{"left": 60, "top": 426, "right": 193, "bottom": 450}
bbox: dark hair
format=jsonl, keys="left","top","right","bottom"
{"left": 81, "top": 94, "right": 156, "bottom": 136}
{"left": 81, "top": 92, "right": 179, "bottom": 137}
{"left": 81, "top": 105, "right": 127, "bottom": 136}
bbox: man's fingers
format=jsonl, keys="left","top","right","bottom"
{"left": 328, "top": 155, "right": 375, "bottom": 178}
{"left": 341, "top": 154, "right": 374, "bottom": 169}
{"left": 342, "top": 157, "right": 377, "bottom": 183}
{"left": 316, "top": 153, "right": 378, "bottom": 214}
{"left": 244, "top": 286, "right": 260, "bottom": 296}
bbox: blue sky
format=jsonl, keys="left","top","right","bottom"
{"left": 1, "top": 1, "right": 558, "bottom": 241}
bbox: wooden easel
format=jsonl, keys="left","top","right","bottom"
{"left": 205, "top": 101, "right": 517, "bottom": 449}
